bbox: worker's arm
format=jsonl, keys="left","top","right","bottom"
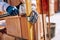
{"left": 0, "top": 2, "right": 19, "bottom": 16}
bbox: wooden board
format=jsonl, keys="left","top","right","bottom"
{"left": 5, "top": 16, "right": 22, "bottom": 38}
{"left": 0, "top": 11, "right": 5, "bottom": 15}
{"left": 0, "top": 32, "right": 3, "bottom": 40}
{"left": 20, "top": 16, "right": 29, "bottom": 39}
{"left": 8, "top": 0, "right": 21, "bottom": 6}
{"left": 0, "top": 26, "right": 5, "bottom": 30}
{"left": 49, "top": 0, "right": 55, "bottom": 16}
{"left": 42, "top": 14, "right": 47, "bottom": 40}
{"left": 59, "top": 0, "right": 60, "bottom": 11}
{"left": 41, "top": 0, "right": 49, "bottom": 14}
{"left": 36, "top": 0, "right": 48, "bottom": 40}
{"left": 2, "top": 34, "right": 15, "bottom": 40}
{"left": 54, "top": 0, "right": 58, "bottom": 12}
{"left": 34, "top": 21, "right": 38, "bottom": 40}
{"left": 25, "top": 0, "right": 34, "bottom": 40}
{"left": 36, "top": 0, "right": 44, "bottom": 40}
{"left": 39, "top": 14, "right": 44, "bottom": 40}
{"left": 36, "top": 0, "right": 42, "bottom": 14}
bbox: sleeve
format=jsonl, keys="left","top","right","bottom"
{"left": 0, "top": 2, "right": 9, "bottom": 11}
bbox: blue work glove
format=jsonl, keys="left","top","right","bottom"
{"left": 6, "top": 6, "right": 19, "bottom": 16}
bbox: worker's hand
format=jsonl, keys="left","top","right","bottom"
{"left": 20, "top": 0, "right": 25, "bottom": 3}
{"left": 6, "top": 6, "right": 19, "bottom": 16}
{"left": 28, "top": 10, "right": 38, "bottom": 24}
